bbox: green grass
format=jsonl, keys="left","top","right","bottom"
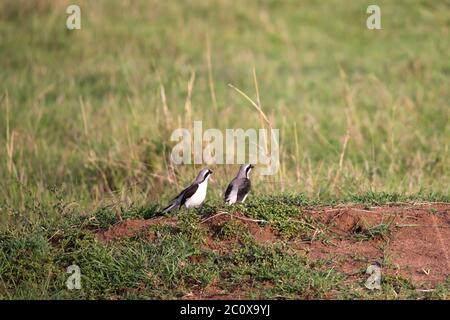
{"left": 0, "top": 0, "right": 449, "bottom": 299}
{"left": 1, "top": 193, "right": 448, "bottom": 299}
{"left": 0, "top": 0, "right": 449, "bottom": 211}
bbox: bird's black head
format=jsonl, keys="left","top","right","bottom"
{"left": 196, "top": 168, "right": 213, "bottom": 183}
{"left": 245, "top": 164, "right": 254, "bottom": 178}
{"left": 203, "top": 168, "right": 213, "bottom": 181}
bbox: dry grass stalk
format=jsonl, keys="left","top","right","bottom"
{"left": 3, "top": 92, "right": 16, "bottom": 176}
{"left": 184, "top": 70, "right": 196, "bottom": 130}
{"left": 331, "top": 129, "right": 350, "bottom": 192}
{"left": 206, "top": 37, "right": 218, "bottom": 112}
{"left": 159, "top": 83, "right": 172, "bottom": 129}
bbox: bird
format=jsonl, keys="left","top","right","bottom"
{"left": 162, "top": 168, "right": 213, "bottom": 213}
{"left": 224, "top": 164, "right": 254, "bottom": 204}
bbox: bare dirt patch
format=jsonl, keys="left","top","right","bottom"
{"left": 96, "top": 216, "right": 177, "bottom": 242}
{"left": 303, "top": 203, "right": 450, "bottom": 287}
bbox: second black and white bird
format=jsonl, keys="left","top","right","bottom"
{"left": 224, "top": 164, "right": 254, "bottom": 204}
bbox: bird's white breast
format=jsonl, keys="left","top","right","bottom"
{"left": 185, "top": 179, "right": 208, "bottom": 208}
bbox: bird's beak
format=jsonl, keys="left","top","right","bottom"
{"left": 249, "top": 165, "right": 254, "bottom": 169}
{"left": 208, "top": 170, "right": 213, "bottom": 182}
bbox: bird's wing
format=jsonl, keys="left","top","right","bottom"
{"left": 236, "top": 178, "right": 251, "bottom": 202}
{"left": 224, "top": 179, "right": 236, "bottom": 202}
{"left": 170, "top": 184, "right": 190, "bottom": 202}
{"left": 180, "top": 183, "right": 199, "bottom": 206}
{"left": 162, "top": 183, "right": 197, "bottom": 213}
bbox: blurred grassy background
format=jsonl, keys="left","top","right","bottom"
{"left": 0, "top": 0, "right": 449, "bottom": 223}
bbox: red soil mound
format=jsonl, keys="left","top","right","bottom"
{"left": 94, "top": 203, "right": 449, "bottom": 288}
{"left": 96, "top": 216, "right": 177, "bottom": 242}
{"left": 304, "top": 203, "right": 449, "bottom": 287}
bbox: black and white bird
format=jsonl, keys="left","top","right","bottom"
{"left": 224, "top": 164, "right": 254, "bottom": 204}
{"left": 162, "top": 168, "right": 213, "bottom": 213}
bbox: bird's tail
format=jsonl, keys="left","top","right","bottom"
{"left": 161, "top": 201, "right": 180, "bottom": 214}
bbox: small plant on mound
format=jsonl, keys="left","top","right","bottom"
{"left": 232, "top": 195, "right": 326, "bottom": 240}
{"left": 351, "top": 216, "right": 395, "bottom": 241}
{"left": 213, "top": 219, "right": 253, "bottom": 243}
{"left": 176, "top": 210, "right": 205, "bottom": 244}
